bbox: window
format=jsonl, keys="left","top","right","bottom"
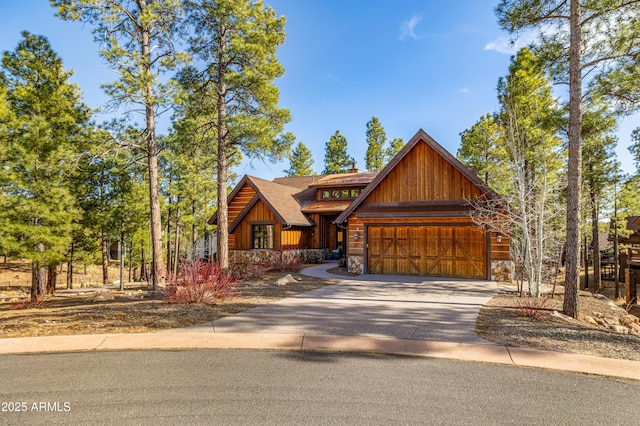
{"left": 320, "top": 188, "right": 361, "bottom": 199}
{"left": 252, "top": 224, "right": 275, "bottom": 249}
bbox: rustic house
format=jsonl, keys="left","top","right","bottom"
{"left": 209, "top": 129, "right": 510, "bottom": 281}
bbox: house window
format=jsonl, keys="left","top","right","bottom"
{"left": 321, "top": 188, "right": 361, "bottom": 199}
{"left": 252, "top": 224, "right": 275, "bottom": 249}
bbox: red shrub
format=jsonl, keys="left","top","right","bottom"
{"left": 163, "top": 260, "right": 241, "bottom": 305}
{"left": 6, "top": 294, "right": 47, "bottom": 310}
{"left": 515, "top": 296, "right": 551, "bottom": 320}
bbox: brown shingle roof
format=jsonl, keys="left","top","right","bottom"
{"left": 272, "top": 175, "right": 326, "bottom": 189}
{"left": 247, "top": 176, "right": 314, "bottom": 227}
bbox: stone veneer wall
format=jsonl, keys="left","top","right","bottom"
{"left": 347, "top": 255, "right": 364, "bottom": 275}
{"left": 491, "top": 259, "right": 512, "bottom": 283}
{"left": 230, "top": 249, "right": 326, "bottom": 267}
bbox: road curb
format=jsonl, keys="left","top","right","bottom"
{"left": 2, "top": 332, "right": 639, "bottom": 382}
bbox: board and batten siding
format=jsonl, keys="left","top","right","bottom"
{"left": 365, "top": 140, "right": 483, "bottom": 203}
{"left": 230, "top": 198, "right": 311, "bottom": 250}
{"left": 230, "top": 199, "right": 277, "bottom": 250}
{"left": 228, "top": 184, "right": 257, "bottom": 226}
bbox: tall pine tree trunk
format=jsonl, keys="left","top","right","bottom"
{"left": 216, "top": 28, "right": 229, "bottom": 270}
{"left": 142, "top": 20, "right": 166, "bottom": 290}
{"left": 101, "top": 236, "right": 109, "bottom": 285}
{"left": 173, "top": 207, "right": 180, "bottom": 277}
{"left": 583, "top": 234, "right": 589, "bottom": 290}
{"left": 46, "top": 265, "right": 57, "bottom": 295}
{"left": 590, "top": 188, "right": 601, "bottom": 293}
{"left": 563, "top": 0, "right": 582, "bottom": 318}
{"left": 31, "top": 243, "right": 46, "bottom": 303}
{"left": 67, "top": 242, "right": 74, "bottom": 289}
{"left": 119, "top": 227, "right": 125, "bottom": 291}
{"left": 191, "top": 201, "right": 197, "bottom": 261}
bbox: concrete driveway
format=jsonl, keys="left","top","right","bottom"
{"left": 186, "top": 264, "right": 499, "bottom": 344}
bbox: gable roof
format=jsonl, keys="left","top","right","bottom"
{"left": 208, "top": 175, "right": 314, "bottom": 228}
{"left": 335, "top": 129, "right": 498, "bottom": 224}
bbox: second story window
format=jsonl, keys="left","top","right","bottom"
{"left": 321, "top": 188, "right": 360, "bottom": 200}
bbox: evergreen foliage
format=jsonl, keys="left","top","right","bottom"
{"left": 385, "top": 137, "right": 404, "bottom": 164}
{"left": 365, "top": 117, "right": 386, "bottom": 172}
{"left": 285, "top": 141, "right": 314, "bottom": 176}
{"left": 0, "top": 32, "right": 90, "bottom": 300}
{"left": 323, "top": 131, "right": 353, "bottom": 174}
{"left": 185, "top": 0, "right": 292, "bottom": 269}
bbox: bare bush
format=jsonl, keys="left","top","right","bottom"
{"left": 164, "top": 260, "right": 240, "bottom": 305}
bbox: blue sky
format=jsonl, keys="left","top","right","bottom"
{"left": 1, "top": 1, "right": 637, "bottom": 179}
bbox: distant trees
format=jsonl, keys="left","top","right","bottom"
{"left": 458, "top": 113, "right": 509, "bottom": 195}
{"left": 323, "top": 131, "right": 353, "bottom": 174}
{"left": 285, "top": 141, "right": 314, "bottom": 177}
{"left": 0, "top": 32, "right": 90, "bottom": 302}
{"left": 385, "top": 137, "right": 405, "bottom": 164}
{"left": 365, "top": 117, "right": 386, "bottom": 172}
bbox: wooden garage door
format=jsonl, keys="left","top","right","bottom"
{"left": 367, "top": 225, "right": 486, "bottom": 279}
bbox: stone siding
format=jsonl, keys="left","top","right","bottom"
{"left": 347, "top": 255, "right": 364, "bottom": 275}
{"left": 491, "top": 259, "right": 512, "bottom": 283}
{"left": 230, "top": 249, "right": 326, "bottom": 267}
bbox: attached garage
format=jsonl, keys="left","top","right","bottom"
{"left": 336, "top": 129, "right": 511, "bottom": 282}
{"left": 367, "top": 225, "right": 487, "bottom": 279}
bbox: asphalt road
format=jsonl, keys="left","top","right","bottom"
{"left": 1, "top": 350, "right": 638, "bottom": 425}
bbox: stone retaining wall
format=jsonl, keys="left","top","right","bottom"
{"left": 230, "top": 249, "right": 326, "bottom": 267}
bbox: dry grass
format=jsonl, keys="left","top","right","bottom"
{"left": 0, "top": 264, "right": 339, "bottom": 338}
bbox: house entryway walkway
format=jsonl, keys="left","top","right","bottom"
{"left": 179, "top": 263, "right": 499, "bottom": 344}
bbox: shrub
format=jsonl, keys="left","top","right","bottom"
{"left": 7, "top": 294, "right": 47, "bottom": 310}
{"left": 299, "top": 250, "right": 325, "bottom": 264}
{"left": 515, "top": 296, "right": 551, "bottom": 320}
{"left": 164, "top": 260, "right": 241, "bottom": 305}
{"left": 235, "top": 260, "right": 268, "bottom": 280}
{"left": 268, "top": 250, "right": 302, "bottom": 272}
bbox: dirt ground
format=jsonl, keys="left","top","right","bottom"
{"left": 0, "top": 263, "right": 339, "bottom": 338}
{"left": 2, "top": 260, "right": 639, "bottom": 362}
{"left": 476, "top": 281, "right": 640, "bottom": 361}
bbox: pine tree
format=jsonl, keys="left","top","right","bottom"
{"left": 458, "top": 113, "right": 509, "bottom": 194}
{"left": 185, "top": 0, "right": 292, "bottom": 269}
{"left": 365, "top": 117, "right": 387, "bottom": 172}
{"left": 0, "top": 32, "right": 90, "bottom": 301}
{"left": 323, "top": 131, "right": 354, "bottom": 174}
{"left": 581, "top": 102, "right": 618, "bottom": 293}
{"left": 52, "top": 0, "right": 186, "bottom": 289}
{"left": 285, "top": 141, "right": 314, "bottom": 176}
{"left": 496, "top": 0, "right": 640, "bottom": 317}
{"left": 385, "top": 137, "right": 404, "bottom": 164}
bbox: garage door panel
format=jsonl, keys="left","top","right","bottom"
{"left": 367, "top": 225, "right": 486, "bottom": 279}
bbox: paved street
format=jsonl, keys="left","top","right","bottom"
{"left": 1, "top": 350, "right": 638, "bottom": 425}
